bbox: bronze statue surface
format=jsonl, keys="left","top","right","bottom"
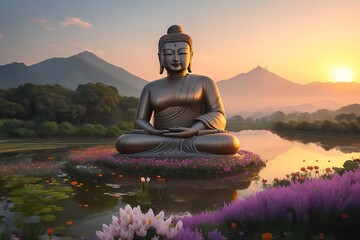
{"left": 116, "top": 25, "right": 239, "bottom": 156}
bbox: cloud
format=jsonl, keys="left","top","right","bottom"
{"left": 32, "top": 17, "right": 55, "bottom": 31}
{"left": 0, "top": 33, "right": 3, "bottom": 39}
{"left": 61, "top": 16, "right": 93, "bottom": 29}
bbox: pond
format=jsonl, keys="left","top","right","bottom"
{"left": 0, "top": 130, "right": 359, "bottom": 239}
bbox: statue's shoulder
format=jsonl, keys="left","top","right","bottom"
{"left": 189, "top": 74, "right": 215, "bottom": 85}
{"left": 143, "top": 77, "right": 166, "bottom": 90}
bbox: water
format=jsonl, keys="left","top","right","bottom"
{"left": 0, "top": 130, "right": 359, "bottom": 239}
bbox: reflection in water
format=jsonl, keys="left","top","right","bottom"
{"left": 274, "top": 131, "right": 360, "bottom": 153}
{"left": 234, "top": 130, "right": 360, "bottom": 198}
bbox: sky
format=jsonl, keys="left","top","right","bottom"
{"left": 0, "top": 0, "right": 359, "bottom": 84}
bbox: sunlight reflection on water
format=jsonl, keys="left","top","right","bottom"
{"left": 234, "top": 130, "right": 360, "bottom": 199}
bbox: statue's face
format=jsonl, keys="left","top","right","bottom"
{"left": 160, "top": 42, "right": 192, "bottom": 74}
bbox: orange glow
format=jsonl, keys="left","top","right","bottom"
{"left": 332, "top": 67, "right": 353, "bottom": 82}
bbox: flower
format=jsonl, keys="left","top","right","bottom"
{"left": 47, "top": 228, "right": 55, "bottom": 236}
{"left": 141, "top": 177, "right": 145, "bottom": 182}
{"left": 96, "top": 204, "right": 183, "bottom": 240}
{"left": 319, "top": 232, "right": 325, "bottom": 239}
{"left": 70, "top": 181, "right": 78, "bottom": 186}
{"left": 146, "top": 177, "right": 150, "bottom": 182}
{"left": 340, "top": 213, "right": 349, "bottom": 219}
{"left": 230, "top": 222, "right": 237, "bottom": 228}
{"left": 261, "top": 232, "right": 272, "bottom": 240}
{"left": 66, "top": 221, "right": 73, "bottom": 226}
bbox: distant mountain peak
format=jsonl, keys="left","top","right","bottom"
{"left": 250, "top": 65, "right": 268, "bottom": 72}
{"left": 74, "top": 51, "right": 99, "bottom": 60}
{"left": 2, "top": 62, "right": 27, "bottom": 68}
{"left": 0, "top": 51, "right": 147, "bottom": 96}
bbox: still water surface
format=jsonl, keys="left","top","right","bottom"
{"left": 0, "top": 130, "right": 359, "bottom": 239}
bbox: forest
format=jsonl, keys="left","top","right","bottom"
{"left": 0, "top": 83, "right": 138, "bottom": 138}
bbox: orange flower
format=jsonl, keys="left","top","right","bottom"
{"left": 273, "top": 178, "right": 279, "bottom": 182}
{"left": 325, "top": 167, "right": 332, "bottom": 173}
{"left": 262, "top": 179, "right": 267, "bottom": 183}
{"left": 118, "top": 174, "right": 123, "bottom": 178}
{"left": 230, "top": 222, "right": 237, "bottom": 228}
{"left": 66, "top": 221, "right": 73, "bottom": 226}
{"left": 70, "top": 181, "right": 78, "bottom": 186}
{"left": 319, "top": 232, "right": 325, "bottom": 239}
{"left": 314, "top": 166, "right": 319, "bottom": 170}
{"left": 84, "top": 204, "right": 89, "bottom": 208}
{"left": 261, "top": 232, "right": 272, "bottom": 240}
{"left": 341, "top": 213, "right": 349, "bottom": 219}
{"left": 300, "top": 167, "right": 306, "bottom": 172}
{"left": 47, "top": 228, "right": 55, "bottom": 236}
{"left": 98, "top": 173, "right": 103, "bottom": 177}
{"left": 156, "top": 175, "right": 161, "bottom": 179}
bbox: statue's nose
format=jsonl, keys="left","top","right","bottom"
{"left": 173, "top": 54, "right": 179, "bottom": 62}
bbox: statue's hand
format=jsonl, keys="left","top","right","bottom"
{"left": 148, "top": 129, "right": 170, "bottom": 136}
{"left": 163, "top": 127, "right": 199, "bottom": 138}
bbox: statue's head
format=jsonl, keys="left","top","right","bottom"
{"left": 158, "top": 25, "right": 193, "bottom": 75}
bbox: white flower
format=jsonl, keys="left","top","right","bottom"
{"left": 156, "top": 217, "right": 172, "bottom": 236}
{"left": 141, "top": 177, "right": 145, "bottom": 182}
{"left": 166, "top": 220, "right": 183, "bottom": 238}
{"left": 125, "top": 204, "right": 133, "bottom": 215}
{"left": 146, "top": 177, "right": 150, "bottom": 182}
{"left": 136, "top": 226, "right": 148, "bottom": 237}
{"left": 150, "top": 236, "right": 160, "bottom": 240}
{"left": 112, "top": 215, "right": 121, "bottom": 227}
{"left": 95, "top": 230, "right": 113, "bottom": 240}
{"left": 109, "top": 224, "right": 120, "bottom": 237}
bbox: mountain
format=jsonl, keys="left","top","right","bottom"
{"left": 0, "top": 51, "right": 148, "bottom": 97}
{"left": 217, "top": 66, "right": 360, "bottom": 116}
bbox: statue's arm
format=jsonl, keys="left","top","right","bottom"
{"left": 195, "top": 77, "right": 226, "bottom": 130}
{"left": 134, "top": 85, "right": 168, "bottom": 135}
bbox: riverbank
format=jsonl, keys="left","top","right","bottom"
{"left": 0, "top": 138, "right": 114, "bottom": 154}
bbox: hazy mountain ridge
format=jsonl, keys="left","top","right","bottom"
{"left": 217, "top": 66, "right": 360, "bottom": 116}
{"left": 0, "top": 51, "right": 147, "bottom": 97}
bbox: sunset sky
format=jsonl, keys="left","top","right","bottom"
{"left": 0, "top": 0, "right": 359, "bottom": 84}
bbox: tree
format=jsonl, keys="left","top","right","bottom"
{"left": 335, "top": 113, "right": 357, "bottom": 122}
{"left": 57, "top": 122, "right": 76, "bottom": 137}
{"left": 39, "top": 121, "right": 58, "bottom": 138}
{"left": 105, "top": 125, "right": 122, "bottom": 137}
{"left": 74, "top": 83, "right": 121, "bottom": 124}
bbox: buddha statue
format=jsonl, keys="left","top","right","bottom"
{"left": 115, "top": 25, "right": 240, "bottom": 156}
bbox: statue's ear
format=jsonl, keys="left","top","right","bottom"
{"left": 158, "top": 52, "right": 164, "bottom": 74}
{"left": 187, "top": 50, "right": 193, "bottom": 73}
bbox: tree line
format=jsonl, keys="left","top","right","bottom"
{"left": 0, "top": 83, "right": 138, "bottom": 138}
{"left": 272, "top": 116, "right": 360, "bottom": 134}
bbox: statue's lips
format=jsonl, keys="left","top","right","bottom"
{"left": 171, "top": 63, "right": 180, "bottom": 67}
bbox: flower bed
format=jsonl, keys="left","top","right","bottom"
{"left": 68, "top": 146, "right": 265, "bottom": 175}
{"left": 175, "top": 165, "right": 360, "bottom": 239}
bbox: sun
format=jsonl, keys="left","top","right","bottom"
{"left": 332, "top": 67, "right": 354, "bottom": 83}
